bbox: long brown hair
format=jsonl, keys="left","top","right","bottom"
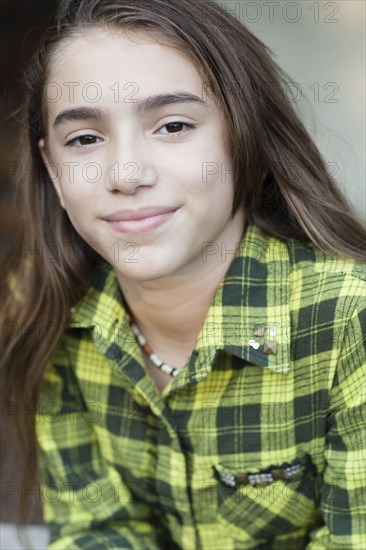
{"left": 1, "top": 0, "right": 365, "bottom": 526}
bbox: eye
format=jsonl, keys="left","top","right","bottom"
{"left": 157, "top": 122, "right": 195, "bottom": 137}
{"left": 65, "top": 134, "right": 103, "bottom": 148}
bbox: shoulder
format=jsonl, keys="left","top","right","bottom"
{"left": 284, "top": 235, "right": 365, "bottom": 301}
{"left": 247, "top": 225, "right": 365, "bottom": 352}
{"left": 248, "top": 224, "right": 365, "bottom": 303}
{"left": 286, "top": 235, "right": 365, "bottom": 281}
{"left": 280, "top": 235, "right": 366, "bottom": 355}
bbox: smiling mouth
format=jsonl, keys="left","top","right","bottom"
{"left": 104, "top": 209, "right": 178, "bottom": 234}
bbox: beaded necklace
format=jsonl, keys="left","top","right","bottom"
{"left": 131, "top": 322, "right": 180, "bottom": 377}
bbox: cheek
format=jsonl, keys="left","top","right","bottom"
{"left": 62, "top": 190, "right": 89, "bottom": 213}
{"left": 57, "top": 156, "right": 103, "bottom": 191}
{"left": 58, "top": 167, "right": 96, "bottom": 207}
{"left": 59, "top": 186, "right": 94, "bottom": 234}
{"left": 197, "top": 145, "right": 233, "bottom": 189}
{"left": 193, "top": 160, "right": 235, "bottom": 206}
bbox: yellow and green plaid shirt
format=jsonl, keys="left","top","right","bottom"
{"left": 36, "top": 224, "right": 366, "bottom": 549}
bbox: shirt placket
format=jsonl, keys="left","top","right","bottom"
{"left": 97, "top": 331, "right": 200, "bottom": 549}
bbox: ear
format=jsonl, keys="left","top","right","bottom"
{"left": 38, "top": 138, "right": 65, "bottom": 209}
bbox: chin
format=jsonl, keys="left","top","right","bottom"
{"left": 114, "top": 259, "right": 180, "bottom": 283}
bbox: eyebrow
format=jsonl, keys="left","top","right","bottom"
{"left": 52, "top": 92, "right": 208, "bottom": 129}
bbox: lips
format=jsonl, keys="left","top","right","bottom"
{"left": 102, "top": 206, "right": 179, "bottom": 234}
{"left": 103, "top": 206, "right": 178, "bottom": 222}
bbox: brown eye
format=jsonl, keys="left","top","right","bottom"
{"left": 165, "top": 122, "right": 184, "bottom": 133}
{"left": 79, "top": 135, "right": 98, "bottom": 145}
{"left": 157, "top": 122, "right": 195, "bottom": 137}
{"left": 65, "top": 134, "right": 103, "bottom": 148}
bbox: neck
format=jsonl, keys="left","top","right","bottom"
{"left": 116, "top": 214, "right": 246, "bottom": 354}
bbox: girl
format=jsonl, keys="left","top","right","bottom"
{"left": 1, "top": 0, "right": 365, "bottom": 548}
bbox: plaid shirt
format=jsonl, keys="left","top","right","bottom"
{"left": 36, "top": 224, "right": 366, "bottom": 549}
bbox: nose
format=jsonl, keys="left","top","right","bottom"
{"left": 105, "top": 133, "right": 158, "bottom": 194}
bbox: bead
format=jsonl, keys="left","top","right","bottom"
{"left": 150, "top": 353, "right": 162, "bottom": 367}
{"left": 234, "top": 473, "right": 249, "bottom": 485}
{"left": 269, "top": 324, "right": 277, "bottom": 338}
{"left": 224, "top": 462, "right": 303, "bottom": 488}
{"left": 137, "top": 333, "right": 146, "bottom": 346}
{"left": 248, "top": 338, "right": 260, "bottom": 350}
{"left": 263, "top": 340, "right": 277, "bottom": 355}
{"left": 160, "top": 363, "right": 172, "bottom": 374}
{"left": 130, "top": 320, "right": 180, "bottom": 378}
{"left": 220, "top": 473, "right": 236, "bottom": 488}
{"left": 144, "top": 343, "right": 153, "bottom": 356}
{"left": 253, "top": 324, "right": 265, "bottom": 337}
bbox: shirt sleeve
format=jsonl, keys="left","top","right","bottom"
{"left": 36, "top": 361, "right": 167, "bottom": 550}
{"left": 307, "top": 300, "right": 366, "bottom": 549}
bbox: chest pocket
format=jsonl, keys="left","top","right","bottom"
{"left": 213, "top": 453, "right": 321, "bottom": 541}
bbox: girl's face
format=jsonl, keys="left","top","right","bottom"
{"left": 40, "top": 28, "right": 244, "bottom": 281}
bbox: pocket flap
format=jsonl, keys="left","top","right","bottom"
{"left": 214, "top": 453, "right": 316, "bottom": 488}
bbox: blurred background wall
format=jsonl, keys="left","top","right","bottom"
{"left": 1, "top": 1, "right": 365, "bottom": 548}
{"left": 242, "top": 0, "right": 365, "bottom": 220}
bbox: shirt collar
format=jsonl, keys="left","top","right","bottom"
{"left": 68, "top": 259, "right": 130, "bottom": 340}
{"left": 68, "top": 224, "right": 291, "bottom": 376}
{"left": 195, "top": 224, "right": 291, "bottom": 376}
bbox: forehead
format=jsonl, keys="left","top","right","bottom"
{"left": 45, "top": 28, "right": 209, "bottom": 112}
